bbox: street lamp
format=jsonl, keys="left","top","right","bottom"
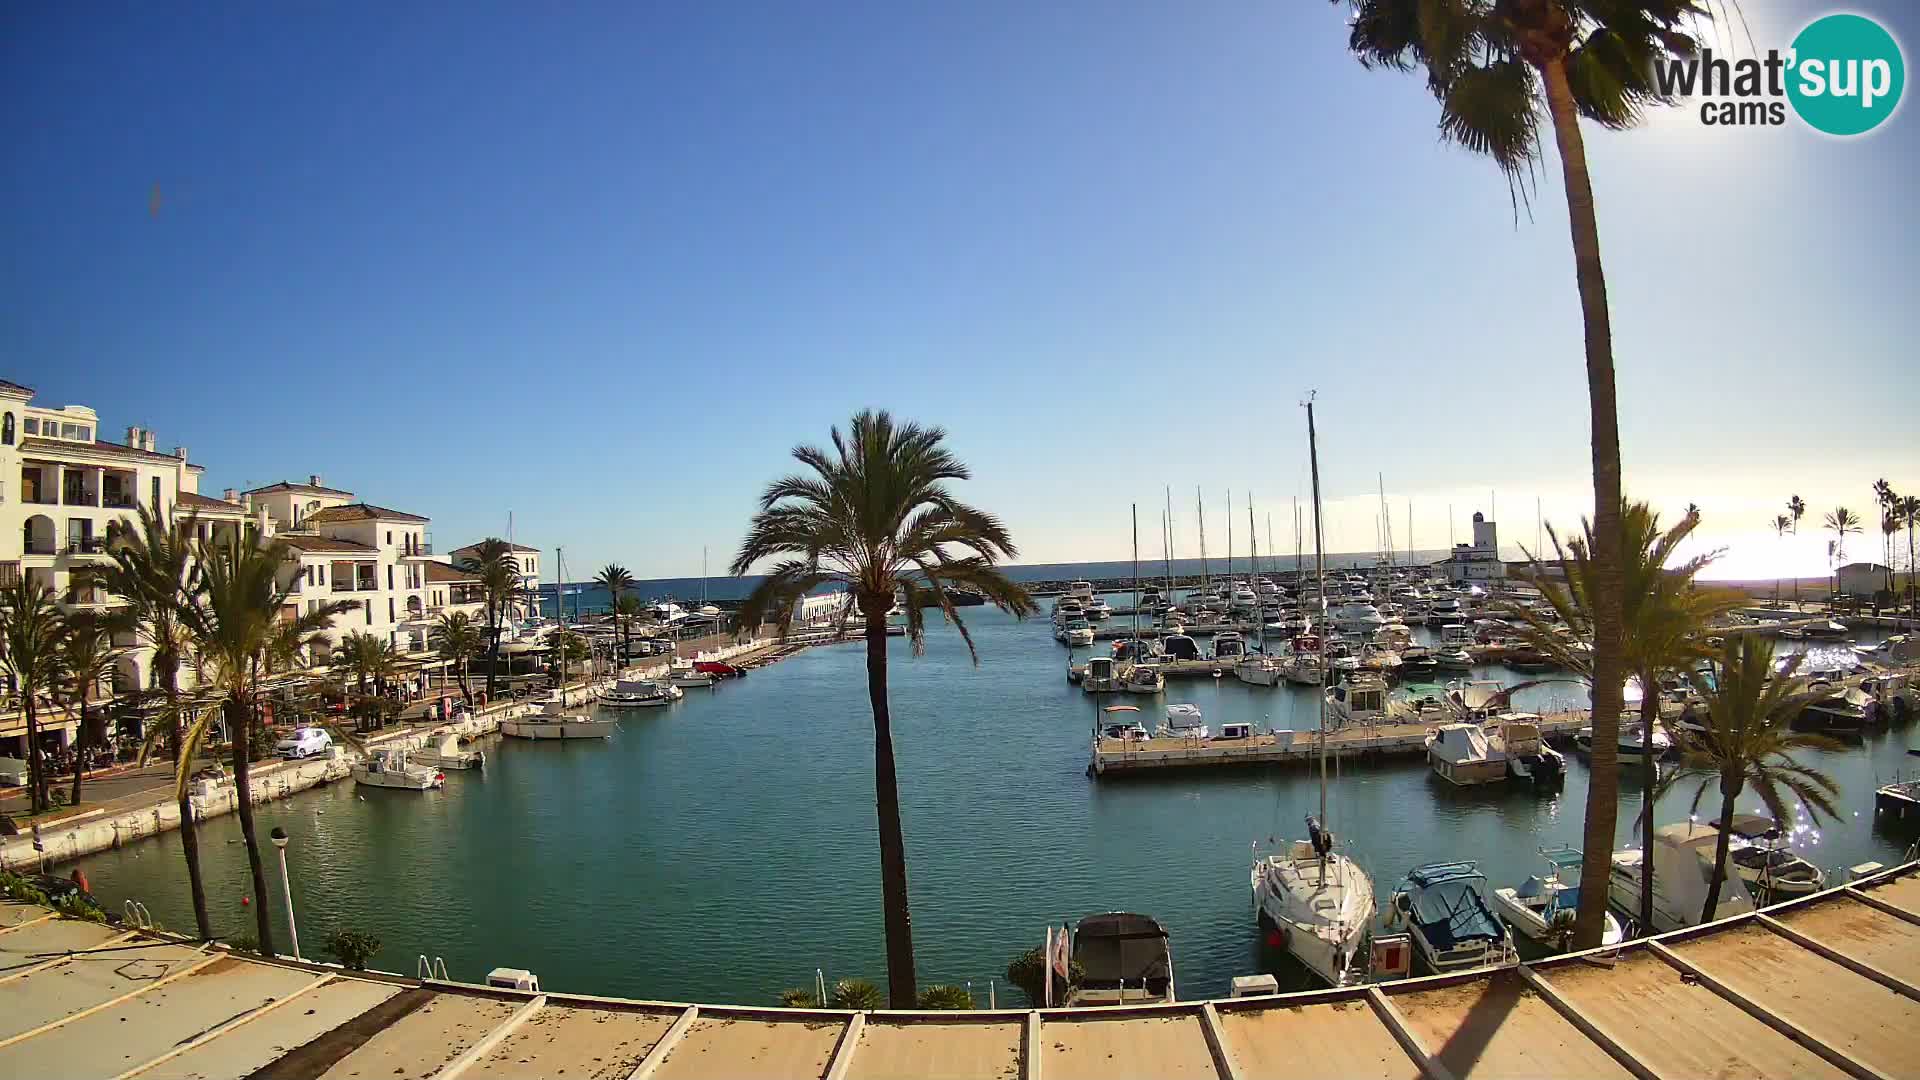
{"left": 270, "top": 827, "right": 300, "bottom": 961}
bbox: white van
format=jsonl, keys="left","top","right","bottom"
{"left": 276, "top": 727, "right": 333, "bottom": 760}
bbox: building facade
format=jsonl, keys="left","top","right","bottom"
{"left": 1441, "top": 512, "right": 1506, "bottom": 584}
{"left": 444, "top": 541, "right": 541, "bottom": 620}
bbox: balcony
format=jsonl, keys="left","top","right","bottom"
{"left": 70, "top": 536, "right": 108, "bottom": 556}
{"left": 102, "top": 493, "right": 137, "bottom": 509}
{"left": 23, "top": 541, "right": 58, "bottom": 556}
{"left": 399, "top": 541, "right": 434, "bottom": 557}
{"left": 21, "top": 492, "right": 56, "bottom": 506}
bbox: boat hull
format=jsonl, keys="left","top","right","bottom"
{"left": 352, "top": 768, "right": 442, "bottom": 790}
{"left": 501, "top": 719, "right": 618, "bottom": 739}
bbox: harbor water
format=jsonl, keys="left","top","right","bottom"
{"left": 76, "top": 598, "right": 1919, "bottom": 1004}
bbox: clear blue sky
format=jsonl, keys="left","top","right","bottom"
{"left": 6, "top": 1, "right": 1915, "bottom": 581}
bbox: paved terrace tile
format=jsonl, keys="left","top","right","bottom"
{"left": 1041, "top": 1012, "right": 1218, "bottom": 1080}
{"left": 1389, "top": 969, "right": 1633, "bottom": 1080}
{"left": 652, "top": 1014, "right": 845, "bottom": 1080}
{"left": 0, "top": 936, "right": 210, "bottom": 1042}
{"left": 845, "top": 1016, "right": 1024, "bottom": 1080}
{"left": 1216, "top": 997, "right": 1420, "bottom": 1080}
{"left": 140, "top": 975, "right": 401, "bottom": 1080}
{"left": 1772, "top": 891, "right": 1920, "bottom": 986}
{"left": 313, "top": 991, "right": 522, "bottom": 1079}
{"left": 465, "top": 1002, "right": 681, "bottom": 1080}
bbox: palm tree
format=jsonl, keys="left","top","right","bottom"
{"left": 332, "top": 631, "right": 398, "bottom": 731}
{"left": 1872, "top": 479, "right": 1898, "bottom": 592}
{"left": 1900, "top": 495, "right": 1920, "bottom": 618}
{"left": 1509, "top": 501, "right": 1741, "bottom": 932}
{"left": 1662, "top": 638, "right": 1840, "bottom": 922}
{"left": 180, "top": 533, "right": 355, "bottom": 956}
{"left": 459, "top": 540, "right": 521, "bottom": 699}
{"left": 1770, "top": 514, "right": 1792, "bottom": 607}
{"left": 731, "top": 410, "right": 1036, "bottom": 1007}
{"left": 59, "top": 611, "right": 122, "bottom": 809}
{"left": 1881, "top": 512, "right": 1901, "bottom": 607}
{"left": 1825, "top": 507, "right": 1860, "bottom": 601}
{"left": 0, "top": 577, "right": 65, "bottom": 813}
{"left": 1787, "top": 495, "right": 1806, "bottom": 605}
{"left": 97, "top": 503, "right": 213, "bottom": 940}
{"left": 430, "top": 612, "right": 483, "bottom": 709}
{"left": 1338, "top": 0, "right": 1703, "bottom": 948}
{"left": 595, "top": 564, "right": 635, "bottom": 663}
{"left": 612, "top": 594, "right": 645, "bottom": 664}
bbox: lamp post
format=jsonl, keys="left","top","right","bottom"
{"left": 270, "top": 827, "right": 300, "bottom": 960}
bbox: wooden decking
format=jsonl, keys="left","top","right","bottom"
{"left": 2, "top": 861, "right": 1917, "bottom": 1079}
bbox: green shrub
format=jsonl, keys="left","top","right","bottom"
{"left": 777, "top": 987, "right": 821, "bottom": 1008}
{"left": 1006, "top": 947, "right": 1083, "bottom": 1007}
{"left": 54, "top": 892, "right": 106, "bottom": 923}
{"left": 916, "top": 984, "right": 975, "bottom": 1010}
{"left": 323, "top": 929, "right": 382, "bottom": 971}
{"left": 229, "top": 933, "right": 261, "bottom": 955}
{"left": 827, "top": 978, "right": 883, "bottom": 1010}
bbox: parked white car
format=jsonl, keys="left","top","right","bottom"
{"left": 276, "top": 727, "right": 334, "bottom": 760}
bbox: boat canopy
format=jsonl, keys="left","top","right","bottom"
{"left": 1402, "top": 863, "right": 1502, "bottom": 948}
{"left": 1070, "top": 913, "right": 1172, "bottom": 994}
{"left": 1428, "top": 724, "right": 1491, "bottom": 765}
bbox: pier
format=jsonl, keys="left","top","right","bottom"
{"left": 1, "top": 860, "right": 1914, "bottom": 1079}
{"left": 1090, "top": 712, "right": 1591, "bottom": 776}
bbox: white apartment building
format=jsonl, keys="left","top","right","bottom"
{"left": 243, "top": 480, "right": 436, "bottom": 661}
{"left": 444, "top": 541, "right": 541, "bottom": 620}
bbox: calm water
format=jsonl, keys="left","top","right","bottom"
{"left": 79, "top": 600, "right": 1918, "bottom": 1004}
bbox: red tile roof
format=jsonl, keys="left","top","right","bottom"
{"left": 301, "top": 502, "right": 429, "bottom": 525}
{"left": 277, "top": 534, "right": 378, "bottom": 554}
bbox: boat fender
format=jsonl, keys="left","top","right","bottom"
{"left": 1264, "top": 923, "right": 1289, "bottom": 949}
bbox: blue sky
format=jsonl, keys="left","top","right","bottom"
{"left": 6, "top": 1, "right": 1916, "bottom": 580}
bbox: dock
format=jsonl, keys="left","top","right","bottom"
{"left": 2, "top": 862, "right": 1915, "bottom": 1079}
{"left": 1091, "top": 711, "right": 1591, "bottom": 775}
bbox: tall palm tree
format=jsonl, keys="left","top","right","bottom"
{"left": 1825, "top": 507, "right": 1860, "bottom": 600}
{"left": 459, "top": 540, "right": 520, "bottom": 699}
{"left": 1509, "top": 501, "right": 1741, "bottom": 932}
{"left": 1663, "top": 638, "right": 1840, "bottom": 922}
{"left": 430, "top": 612, "right": 483, "bottom": 709}
{"left": 1900, "top": 495, "right": 1920, "bottom": 618}
{"left": 1872, "top": 479, "right": 1897, "bottom": 592}
{"left": 97, "top": 503, "right": 213, "bottom": 939}
{"left": 180, "top": 533, "right": 355, "bottom": 955}
{"left": 595, "top": 565, "right": 635, "bottom": 663}
{"left": 332, "top": 631, "right": 398, "bottom": 731}
{"left": 1337, "top": 0, "right": 1704, "bottom": 948}
{"left": 60, "top": 611, "right": 122, "bottom": 809}
{"left": 1770, "top": 514, "right": 1792, "bottom": 607}
{"left": 0, "top": 577, "right": 65, "bottom": 813}
{"left": 612, "top": 594, "right": 645, "bottom": 664}
{"left": 732, "top": 411, "right": 1036, "bottom": 1007}
{"left": 1882, "top": 512, "right": 1901, "bottom": 605}
{"left": 1787, "top": 495, "right": 1806, "bottom": 605}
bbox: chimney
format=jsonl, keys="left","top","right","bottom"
{"left": 126, "top": 425, "right": 143, "bottom": 448}
{"left": 309, "top": 474, "right": 323, "bottom": 488}
{"left": 143, "top": 431, "right": 156, "bottom": 452}
{"left": 223, "top": 488, "right": 238, "bottom": 503}
{"left": 173, "top": 446, "right": 188, "bottom": 461}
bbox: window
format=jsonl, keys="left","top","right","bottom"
{"left": 20, "top": 418, "right": 34, "bottom": 435}
{"left": 386, "top": 530, "right": 393, "bottom": 544}
{"left": 151, "top": 476, "right": 161, "bottom": 510}
{"left": 1, "top": 413, "right": 11, "bottom": 445}
{"left": 318, "top": 564, "right": 326, "bottom": 585}
{"left": 387, "top": 565, "right": 393, "bottom": 590}
{"left": 77, "top": 426, "right": 91, "bottom": 442}
{"left": 388, "top": 598, "right": 395, "bottom": 623}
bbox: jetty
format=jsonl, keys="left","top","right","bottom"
{"left": 1091, "top": 712, "right": 1590, "bottom": 776}
{"left": 1, "top": 861, "right": 1914, "bottom": 1079}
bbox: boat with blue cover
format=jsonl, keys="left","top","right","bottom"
{"left": 1389, "top": 861, "right": 1517, "bottom": 974}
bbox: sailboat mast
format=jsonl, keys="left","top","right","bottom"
{"left": 1226, "top": 489, "right": 1234, "bottom": 599}
{"left": 1131, "top": 504, "right": 1140, "bottom": 648}
{"left": 1306, "top": 399, "right": 1329, "bottom": 846}
{"left": 1163, "top": 486, "right": 1175, "bottom": 596}
{"left": 1249, "top": 496, "right": 1261, "bottom": 653}
{"left": 1196, "top": 488, "right": 1209, "bottom": 607}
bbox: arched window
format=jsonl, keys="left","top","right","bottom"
{"left": 1, "top": 413, "right": 13, "bottom": 445}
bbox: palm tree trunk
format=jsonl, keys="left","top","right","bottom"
{"left": 228, "top": 695, "right": 278, "bottom": 956}
{"left": 163, "top": 661, "right": 214, "bottom": 940}
{"left": 1638, "top": 675, "right": 1659, "bottom": 932}
{"left": 1701, "top": 774, "right": 1741, "bottom": 924}
{"left": 863, "top": 599, "right": 917, "bottom": 1008}
{"left": 484, "top": 613, "right": 501, "bottom": 700}
{"left": 460, "top": 658, "right": 473, "bottom": 709}
{"left": 69, "top": 695, "right": 88, "bottom": 808}
{"left": 1542, "top": 55, "right": 1628, "bottom": 952}
{"left": 24, "top": 698, "right": 44, "bottom": 815}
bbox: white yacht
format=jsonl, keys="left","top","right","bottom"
{"left": 1210, "top": 631, "right": 1247, "bottom": 660}
{"left": 1493, "top": 715, "right": 1565, "bottom": 785}
{"left": 1325, "top": 674, "right": 1389, "bottom": 728}
{"left": 503, "top": 701, "right": 621, "bottom": 737}
{"left": 1083, "top": 597, "right": 1113, "bottom": 620}
{"left": 1493, "top": 845, "right": 1624, "bottom": 948}
{"left": 1714, "top": 815, "right": 1827, "bottom": 899}
{"left": 1575, "top": 722, "right": 1671, "bottom": 763}
{"left": 601, "top": 679, "right": 682, "bottom": 708}
{"left": 1159, "top": 703, "right": 1209, "bottom": 740}
{"left": 1390, "top": 862, "right": 1516, "bottom": 974}
{"left": 1122, "top": 661, "right": 1165, "bottom": 695}
{"left": 1057, "top": 618, "right": 1095, "bottom": 647}
{"left": 1081, "top": 655, "right": 1122, "bottom": 693}
{"left": 412, "top": 732, "right": 485, "bottom": 771}
{"left": 352, "top": 748, "right": 444, "bottom": 791}
{"left": 1233, "top": 652, "right": 1284, "bottom": 687}
{"left": 1608, "top": 823, "right": 1755, "bottom": 932}
{"left": 1425, "top": 723, "right": 1506, "bottom": 786}
{"left": 1331, "top": 602, "right": 1386, "bottom": 635}
{"left": 1252, "top": 822, "right": 1376, "bottom": 987}
{"left": 1230, "top": 582, "right": 1259, "bottom": 613}
{"left": 668, "top": 659, "right": 716, "bottom": 687}
{"left": 1066, "top": 580, "right": 1096, "bottom": 604}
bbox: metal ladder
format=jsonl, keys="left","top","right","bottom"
{"left": 122, "top": 900, "right": 154, "bottom": 929}
{"left": 416, "top": 955, "right": 449, "bottom": 981}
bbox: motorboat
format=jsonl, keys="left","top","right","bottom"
{"left": 1051, "top": 597, "right": 1086, "bottom": 621}
{"left": 601, "top": 679, "right": 682, "bottom": 708}
{"left": 1432, "top": 646, "right": 1475, "bottom": 672}
{"left": 1230, "top": 582, "right": 1260, "bottom": 613}
{"left": 1284, "top": 651, "right": 1325, "bottom": 687}
{"left": 1160, "top": 634, "right": 1201, "bottom": 661}
{"left": 1233, "top": 652, "right": 1284, "bottom": 687}
{"left": 1084, "top": 598, "right": 1113, "bottom": 620}
{"left": 1492, "top": 715, "right": 1564, "bottom": 785}
{"left": 1398, "top": 645, "right": 1438, "bottom": 678}
{"left": 1575, "top": 721, "right": 1671, "bottom": 763}
{"left": 1803, "top": 618, "right": 1850, "bottom": 639}
{"left": 668, "top": 660, "right": 716, "bottom": 688}
{"left": 1058, "top": 618, "right": 1096, "bottom": 647}
{"left": 1425, "top": 723, "right": 1507, "bottom": 786}
{"left": 1066, "top": 580, "right": 1096, "bottom": 603}
{"left": 1082, "top": 655, "right": 1122, "bottom": 693}
{"left": 412, "top": 731, "right": 485, "bottom": 771}
{"left": 1122, "top": 661, "right": 1165, "bottom": 695}
{"left": 1358, "top": 642, "right": 1403, "bottom": 676}
{"left": 1252, "top": 818, "right": 1376, "bottom": 987}
{"left": 1159, "top": 703, "right": 1209, "bottom": 740}
{"left": 352, "top": 747, "right": 444, "bottom": 791}
{"left": 1506, "top": 647, "right": 1555, "bottom": 673}
{"left": 1712, "top": 814, "right": 1827, "bottom": 899}
{"left": 1444, "top": 679, "right": 1508, "bottom": 723}
{"left": 1607, "top": 823, "right": 1755, "bottom": 932}
{"left": 1373, "top": 622, "right": 1415, "bottom": 652}
{"left": 1389, "top": 862, "right": 1516, "bottom": 974}
{"left": 1331, "top": 602, "right": 1386, "bottom": 635}
{"left": 1063, "top": 912, "right": 1175, "bottom": 1006}
{"left": 1325, "top": 673, "right": 1389, "bottom": 728}
{"left": 1800, "top": 683, "right": 1874, "bottom": 733}
{"left": 1210, "top": 631, "right": 1247, "bottom": 660}
{"left": 1426, "top": 597, "right": 1465, "bottom": 626}
{"left": 502, "top": 702, "right": 621, "bottom": 738}
{"left": 1493, "top": 845, "right": 1624, "bottom": 948}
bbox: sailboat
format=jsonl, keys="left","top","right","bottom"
{"left": 1250, "top": 398, "right": 1377, "bottom": 987}
{"left": 697, "top": 547, "right": 721, "bottom": 619}
{"left": 1235, "top": 495, "right": 1283, "bottom": 686}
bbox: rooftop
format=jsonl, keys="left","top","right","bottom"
{"left": 0, "top": 378, "right": 32, "bottom": 397}
{"left": 17, "top": 436, "right": 205, "bottom": 470}
{"left": 174, "top": 490, "right": 248, "bottom": 515}
{"left": 244, "top": 479, "right": 357, "bottom": 497}
{"left": 303, "top": 502, "right": 431, "bottom": 525}
{"left": 451, "top": 540, "right": 540, "bottom": 554}
{"left": 278, "top": 534, "right": 379, "bottom": 554}
{"left": 427, "top": 561, "right": 479, "bottom": 583}
{"left": 0, "top": 861, "right": 1910, "bottom": 1079}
